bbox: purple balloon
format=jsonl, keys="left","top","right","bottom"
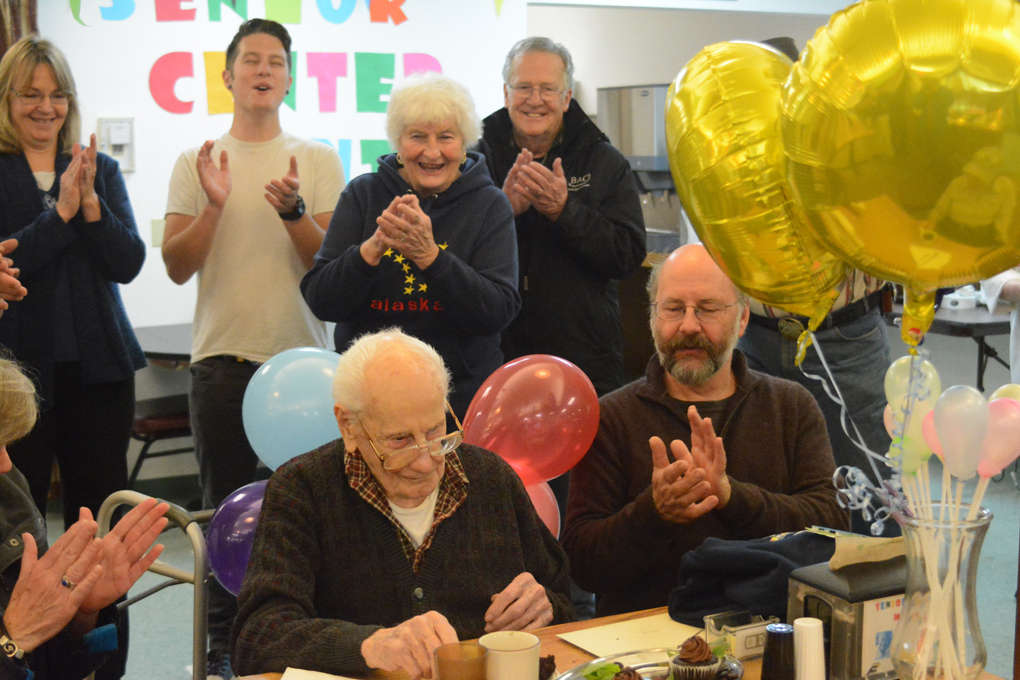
{"left": 207, "top": 481, "right": 266, "bottom": 596}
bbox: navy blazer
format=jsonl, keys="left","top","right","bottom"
{"left": 0, "top": 151, "right": 146, "bottom": 404}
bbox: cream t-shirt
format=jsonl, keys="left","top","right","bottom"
{"left": 166, "top": 132, "right": 344, "bottom": 362}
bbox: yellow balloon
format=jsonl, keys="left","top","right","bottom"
{"left": 781, "top": 0, "right": 1020, "bottom": 345}
{"left": 990, "top": 383, "right": 1020, "bottom": 401}
{"left": 665, "top": 41, "right": 849, "bottom": 330}
{"left": 884, "top": 355, "right": 941, "bottom": 406}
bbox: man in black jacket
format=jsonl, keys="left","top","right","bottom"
{"left": 478, "top": 37, "right": 646, "bottom": 617}
{"left": 477, "top": 37, "right": 646, "bottom": 399}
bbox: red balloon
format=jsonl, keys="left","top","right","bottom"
{"left": 463, "top": 355, "right": 599, "bottom": 486}
{"left": 526, "top": 482, "right": 560, "bottom": 539}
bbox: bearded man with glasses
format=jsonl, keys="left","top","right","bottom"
{"left": 561, "top": 245, "right": 848, "bottom": 617}
{"left": 232, "top": 329, "right": 573, "bottom": 680}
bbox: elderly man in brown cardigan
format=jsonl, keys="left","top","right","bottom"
{"left": 231, "top": 329, "right": 573, "bottom": 680}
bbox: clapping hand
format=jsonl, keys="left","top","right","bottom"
{"left": 650, "top": 405, "right": 731, "bottom": 524}
{"left": 504, "top": 149, "right": 568, "bottom": 221}
{"left": 77, "top": 498, "right": 169, "bottom": 615}
{"left": 265, "top": 156, "right": 301, "bottom": 217}
{"left": 502, "top": 151, "right": 533, "bottom": 215}
{"left": 78, "top": 134, "right": 101, "bottom": 222}
{"left": 56, "top": 145, "right": 86, "bottom": 223}
{"left": 197, "top": 140, "right": 231, "bottom": 209}
{"left": 0, "top": 239, "right": 26, "bottom": 317}
{"left": 376, "top": 195, "right": 439, "bottom": 269}
{"left": 2, "top": 508, "right": 104, "bottom": 653}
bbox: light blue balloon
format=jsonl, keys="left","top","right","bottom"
{"left": 242, "top": 347, "right": 342, "bottom": 470}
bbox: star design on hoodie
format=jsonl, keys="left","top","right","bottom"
{"left": 419, "top": 283, "right": 427, "bottom": 292}
{"left": 404, "top": 286, "right": 414, "bottom": 295}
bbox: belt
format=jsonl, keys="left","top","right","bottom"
{"left": 210, "top": 354, "right": 262, "bottom": 366}
{"left": 749, "top": 290, "right": 886, "bottom": 341}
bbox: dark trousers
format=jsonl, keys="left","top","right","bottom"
{"left": 190, "top": 356, "right": 263, "bottom": 653}
{"left": 8, "top": 361, "right": 134, "bottom": 678}
{"left": 8, "top": 361, "right": 133, "bottom": 529}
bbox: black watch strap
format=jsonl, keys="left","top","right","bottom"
{"left": 278, "top": 195, "right": 305, "bottom": 221}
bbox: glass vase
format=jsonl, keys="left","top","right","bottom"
{"left": 891, "top": 502, "right": 992, "bottom": 680}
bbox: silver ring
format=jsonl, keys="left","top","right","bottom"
{"left": 61, "top": 576, "right": 76, "bottom": 590}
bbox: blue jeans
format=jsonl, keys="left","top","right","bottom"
{"left": 739, "top": 308, "right": 897, "bottom": 535}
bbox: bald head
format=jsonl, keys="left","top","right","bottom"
{"left": 649, "top": 245, "right": 750, "bottom": 394}
{"left": 647, "top": 244, "right": 745, "bottom": 307}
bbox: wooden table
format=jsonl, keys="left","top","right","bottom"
{"left": 239, "top": 606, "right": 1006, "bottom": 679}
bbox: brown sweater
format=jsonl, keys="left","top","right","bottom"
{"left": 231, "top": 441, "right": 573, "bottom": 676}
{"left": 562, "top": 352, "right": 849, "bottom": 616}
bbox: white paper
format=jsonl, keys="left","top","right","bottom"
{"left": 557, "top": 612, "right": 702, "bottom": 658}
{"left": 281, "top": 668, "right": 359, "bottom": 680}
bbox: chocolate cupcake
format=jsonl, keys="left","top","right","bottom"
{"left": 670, "top": 635, "right": 722, "bottom": 680}
{"left": 613, "top": 667, "right": 642, "bottom": 680}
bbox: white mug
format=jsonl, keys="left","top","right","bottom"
{"left": 478, "top": 631, "right": 540, "bottom": 680}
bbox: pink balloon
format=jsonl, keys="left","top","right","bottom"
{"left": 977, "top": 398, "right": 1020, "bottom": 478}
{"left": 526, "top": 481, "right": 560, "bottom": 539}
{"left": 922, "top": 409, "right": 943, "bottom": 460}
{"left": 934, "top": 385, "right": 987, "bottom": 480}
{"left": 463, "top": 355, "right": 599, "bottom": 486}
{"left": 882, "top": 404, "right": 895, "bottom": 437}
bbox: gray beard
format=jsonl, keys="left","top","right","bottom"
{"left": 658, "top": 333, "right": 728, "bottom": 387}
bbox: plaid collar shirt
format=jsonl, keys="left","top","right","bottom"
{"left": 344, "top": 446, "right": 469, "bottom": 573}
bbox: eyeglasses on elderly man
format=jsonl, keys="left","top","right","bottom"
{"left": 355, "top": 399, "right": 465, "bottom": 471}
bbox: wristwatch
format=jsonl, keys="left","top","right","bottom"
{"left": 0, "top": 633, "right": 24, "bottom": 660}
{"left": 278, "top": 195, "right": 306, "bottom": 222}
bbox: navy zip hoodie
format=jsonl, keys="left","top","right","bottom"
{"left": 301, "top": 152, "right": 520, "bottom": 417}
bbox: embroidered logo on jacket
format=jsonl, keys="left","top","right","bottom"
{"left": 369, "top": 244, "right": 449, "bottom": 311}
{"left": 567, "top": 173, "right": 591, "bottom": 191}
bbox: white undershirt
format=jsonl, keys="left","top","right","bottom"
{"left": 33, "top": 171, "right": 55, "bottom": 192}
{"left": 388, "top": 486, "right": 440, "bottom": 549}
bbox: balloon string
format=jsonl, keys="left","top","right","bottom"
{"left": 799, "top": 331, "right": 890, "bottom": 486}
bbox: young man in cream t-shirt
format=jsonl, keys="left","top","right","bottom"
{"left": 162, "top": 19, "right": 343, "bottom": 678}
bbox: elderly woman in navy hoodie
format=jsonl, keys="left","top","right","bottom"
{"left": 301, "top": 73, "right": 520, "bottom": 419}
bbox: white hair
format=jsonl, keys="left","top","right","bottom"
{"left": 385, "top": 72, "right": 481, "bottom": 150}
{"left": 332, "top": 328, "right": 451, "bottom": 414}
{"left": 502, "top": 36, "right": 575, "bottom": 91}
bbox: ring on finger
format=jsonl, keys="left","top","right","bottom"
{"left": 61, "top": 576, "right": 76, "bottom": 590}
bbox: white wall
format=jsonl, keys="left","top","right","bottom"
{"left": 38, "top": 0, "right": 527, "bottom": 327}
{"left": 528, "top": 5, "right": 829, "bottom": 113}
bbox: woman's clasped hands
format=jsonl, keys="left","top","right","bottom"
{"left": 361, "top": 195, "right": 439, "bottom": 269}
{"left": 56, "top": 133, "right": 102, "bottom": 224}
